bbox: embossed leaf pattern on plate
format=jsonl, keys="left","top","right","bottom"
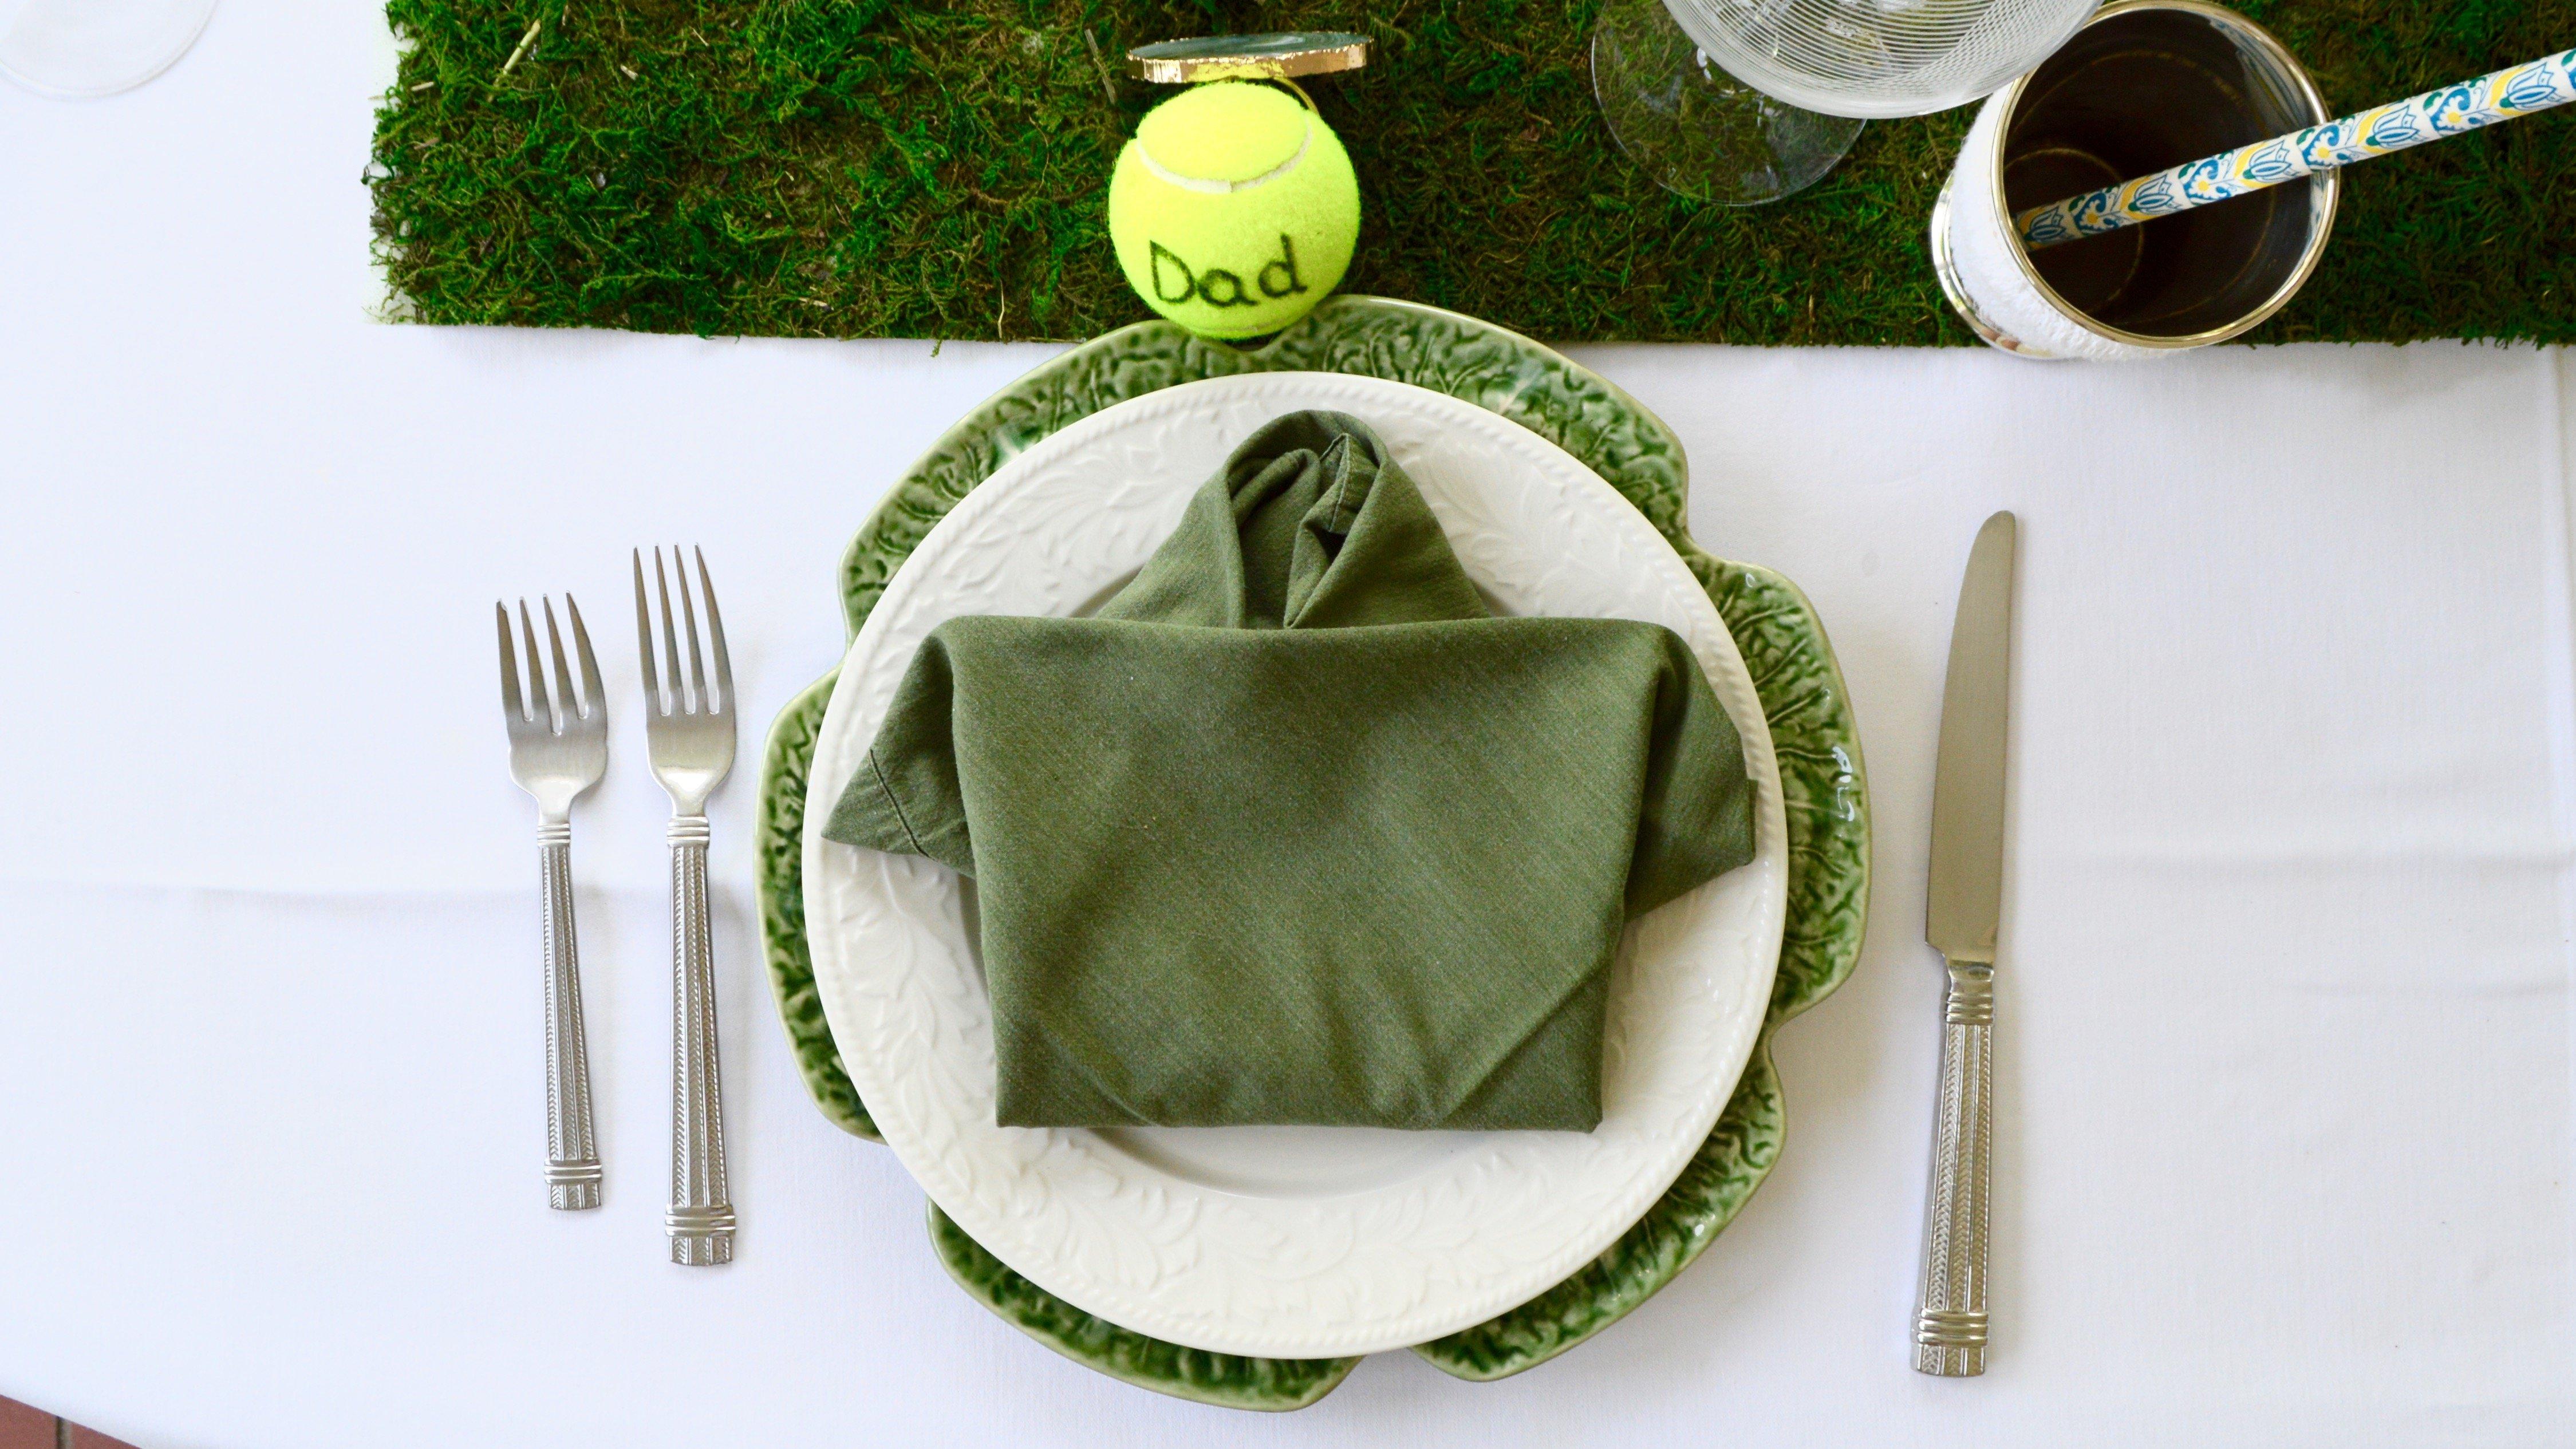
{"left": 754, "top": 297, "right": 1870, "bottom": 1407}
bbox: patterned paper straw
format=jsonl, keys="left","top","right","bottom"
{"left": 2017, "top": 48, "right": 2576, "bottom": 250}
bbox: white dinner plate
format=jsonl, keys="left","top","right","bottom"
{"left": 803, "top": 372, "right": 1788, "bottom": 1357}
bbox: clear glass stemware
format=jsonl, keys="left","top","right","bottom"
{"left": 0, "top": 0, "right": 218, "bottom": 98}
{"left": 1589, "top": 0, "right": 1864, "bottom": 206}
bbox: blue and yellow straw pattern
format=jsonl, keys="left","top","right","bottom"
{"left": 2017, "top": 48, "right": 2576, "bottom": 250}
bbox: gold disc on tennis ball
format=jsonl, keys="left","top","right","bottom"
{"left": 1125, "top": 31, "right": 1370, "bottom": 84}
{"left": 1108, "top": 42, "right": 1365, "bottom": 341}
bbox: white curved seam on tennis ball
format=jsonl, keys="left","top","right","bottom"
{"left": 1135, "top": 124, "right": 1312, "bottom": 194}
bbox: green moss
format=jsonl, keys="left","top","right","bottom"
{"left": 368, "top": 1, "right": 2576, "bottom": 344}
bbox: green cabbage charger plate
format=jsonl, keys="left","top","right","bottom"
{"left": 756, "top": 296, "right": 1871, "bottom": 1411}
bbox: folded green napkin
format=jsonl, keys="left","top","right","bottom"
{"left": 826, "top": 412, "right": 1756, "bottom": 1131}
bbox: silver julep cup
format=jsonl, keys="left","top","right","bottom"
{"left": 1930, "top": 0, "right": 2338, "bottom": 360}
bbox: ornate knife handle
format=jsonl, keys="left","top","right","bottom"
{"left": 1914, "top": 957, "right": 1993, "bottom": 1376}
{"left": 539, "top": 824, "right": 602, "bottom": 1210}
{"left": 666, "top": 815, "right": 735, "bottom": 1265}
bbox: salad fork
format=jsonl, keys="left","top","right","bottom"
{"left": 633, "top": 547, "right": 738, "bottom": 1266}
{"left": 496, "top": 597, "right": 607, "bottom": 1211}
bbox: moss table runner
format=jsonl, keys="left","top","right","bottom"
{"left": 823, "top": 412, "right": 1757, "bottom": 1130}
{"left": 372, "top": 1, "right": 2574, "bottom": 345}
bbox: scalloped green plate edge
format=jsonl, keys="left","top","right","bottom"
{"left": 925, "top": 1202, "right": 1361, "bottom": 1411}
{"left": 754, "top": 295, "right": 1870, "bottom": 1407}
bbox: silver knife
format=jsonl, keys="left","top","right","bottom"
{"left": 1913, "top": 510, "right": 2017, "bottom": 1377}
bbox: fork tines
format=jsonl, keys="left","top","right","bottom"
{"left": 631, "top": 546, "right": 732, "bottom": 720}
{"left": 496, "top": 595, "right": 605, "bottom": 739}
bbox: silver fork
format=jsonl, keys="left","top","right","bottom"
{"left": 633, "top": 547, "right": 737, "bottom": 1266}
{"left": 496, "top": 597, "right": 607, "bottom": 1211}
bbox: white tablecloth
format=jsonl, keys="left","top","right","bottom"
{"left": 3, "top": 5, "right": 2572, "bottom": 1446}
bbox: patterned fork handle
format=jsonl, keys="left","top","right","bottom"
{"left": 666, "top": 814, "right": 735, "bottom": 1264}
{"left": 1914, "top": 958, "right": 1993, "bottom": 1375}
{"left": 539, "top": 823, "right": 602, "bottom": 1210}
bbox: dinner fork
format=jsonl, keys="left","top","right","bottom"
{"left": 496, "top": 597, "right": 607, "bottom": 1211}
{"left": 633, "top": 547, "right": 738, "bottom": 1266}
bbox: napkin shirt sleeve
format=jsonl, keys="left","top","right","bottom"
{"left": 820, "top": 629, "right": 976, "bottom": 878}
{"left": 1624, "top": 627, "right": 1760, "bottom": 918}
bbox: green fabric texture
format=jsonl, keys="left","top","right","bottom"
{"left": 823, "top": 412, "right": 1755, "bottom": 1131}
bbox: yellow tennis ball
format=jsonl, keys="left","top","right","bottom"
{"left": 1107, "top": 81, "right": 1360, "bottom": 341}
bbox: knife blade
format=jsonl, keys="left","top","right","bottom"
{"left": 1913, "top": 508, "right": 2015, "bottom": 1377}
{"left": 1926, "top": 510, "right": 2017, "bottom": 962}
